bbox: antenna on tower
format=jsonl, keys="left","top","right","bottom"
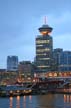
{"left": 44, "top": 16, "right": 47, "bottom": 24}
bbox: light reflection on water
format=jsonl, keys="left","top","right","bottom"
{"left": 9, "top": 97, "right": 13, "bottom": 108}
{"left": 1, "top": 94, "right": 71, "bottom": 108}
{"left": 9, "top": 95, "right": 36, "bottom": 108}
{"left": 16, "top": 96, "right": 20, "bottom": 108}
{"left": 23, "top": 96, "right": 26, "bottom": 108}
{"left": 64, "top": 94, "right": 71, "bottom": 108}
{"left": 64, "top": 94, "right": 71, "bottom": 103}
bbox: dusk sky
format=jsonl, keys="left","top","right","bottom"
{"left": 0, "top": 0, "right": 71, "bottom": 68}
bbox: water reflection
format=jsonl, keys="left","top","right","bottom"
{"left": 36, "top": 94, "right": 71, "bottom": 108}
{"left": 9, "top": 95, "right": 33, "bottom": 108}
{"left": 23, "top": 95, "right": 33, "bottom": 108}
{"left": 64, "top": 94, "right": 71, "bottom": 103}
{"left": 23, "top": 96, "right": 26, "bottom": 108}
{"left": 16, "top": 96, "right": 20, "bottom": 108}
{"left": 29, "top": 95, "right": 33, "bottom": 108}
{"left": 9, "top": 97, "right": 13, "bottom": 108}
{"left": 29, "top": 95, "right": 32, "bottom": 101}
{"left": 9, "top": 94, "right": 71, "bottom": 108}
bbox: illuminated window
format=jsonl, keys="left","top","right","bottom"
{"left": 48, "top": 73, "right": 53, "bottom": 77}
{"left": 45, "top": 48, "right": 50, "bottom": 51}
{"left": 54, "top": 73, "right": 57, "bottom": 77}
{"left": 39, "top": 58, "right": 50, "bottom": 60}
{"left": 36, "top": 48, "right": 50, "bottom": 52}
{"left": 36, "top": 53, "right": 46, "bottom": 56}
{"left": 36, "top": 40, "right": 50, "bottom": 44}
{"left": 36, "top": 44, "right": 43, "bottom": 46}
{"left": 36, "top": 49, "right": 44, "bottom": 52}
{"left": 37, "top": 65, "right": 50, "bottom": 68}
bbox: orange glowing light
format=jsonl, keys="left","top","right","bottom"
{"left": 17, "top": 96, "right": 20, "bottom": 100}
{"left": 10, "top": 96, "right": 13, "bottom": 101}
{"left": 29, "top": 95, "right": 32, "bottom": 100}
{"left": 48, "top": 73, "right": 53, "bottom": 77}
{"left": 40, "top": 31, "right": 51, "bottom": 35}
{"left": 23, "top": 96, "right": 26, "bottom": 100}
{"left": 64, "top": 95, "right": 67, "bottom": 102}
{"left": 54, "top": 73, "right": 57, "bottom": 77}
{"left": 17, "top": 90, "right": 19, "bottom": 93}
{"left": 41, "top": 31, "right": 48, "bottom": 35}
{"left": 10, "top": 97, "right": 13, "bottom": 108}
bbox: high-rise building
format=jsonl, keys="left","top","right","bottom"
{"left": 59, "top": 51, "right": 71, "bottom": 71}
{"left": 35, "top": 20, "right": 53, "bottom": 74}
{"left": 7, "top": 56, "right": 18, "bottom": 71}
{"left": 53, "top": 49, "right": 71, "bottom": 72}
{"left": 18, "top": 61, "right": 33, "bottom": 78}
{"left": 53, "top": 48, "right": 63, "bottom": 71}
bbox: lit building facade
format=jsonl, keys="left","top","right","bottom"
{"left": 7, "top": 56, "right": 18, "bottom": 72}
{"left": 18, "top": 61, "right": 33, "bottom": 78}
{"left": 53, "top": 48, "right": 63, "bottom": 71}
{"left": 35, "top": 22, "right": 53, "bottom": 74}
{"left": 53, "top": 49, "right": 71, "bottom": 72}
{"left": 59, "top": 51, "right": 71, "bottom": 71}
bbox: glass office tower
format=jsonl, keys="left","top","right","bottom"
{"left": 36, "top": 22, "right": 53, "bottom": 74}
{"left": 7, "top": 56, "right": 18, "bottom": 71}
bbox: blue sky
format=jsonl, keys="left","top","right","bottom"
{"left": 0, "top": 0, "right": 71, "bottom": 68}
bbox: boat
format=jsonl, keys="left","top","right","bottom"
{"left": 0, "top": 85, "right": 32, "bottom": 97}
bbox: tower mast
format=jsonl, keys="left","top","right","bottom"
{"left": 44, "top": 16, "right": 47, "bottom": 24}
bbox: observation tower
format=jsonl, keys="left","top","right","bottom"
{"left": 35, "top": 17, "right": 53, "bottom": 75}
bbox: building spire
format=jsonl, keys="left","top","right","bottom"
{"left": 39, "top": 16, "right": 53, "bottom": 35}
{"left": 44, "top": 16, "right": 47, "bottom": 24}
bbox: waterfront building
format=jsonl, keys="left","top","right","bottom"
{"left": 18, "top": 61, "right": 33, "bottom": 80}
{"left": 53, "top": 48, "right": 63, "bottom": 71}
{"left": 0, "top": 69, "right": 6, "bottom": 81}
{"left": 53, "top": 49, "right": 71, "bottom": 72}
{"left": 35, "top": 20, "right": 53, "bottom": 75}
{"left": 7, "top": 56, "right": 18, "bottom": 72}
{"left": 59, "top": 51, "right": 71, "bottom": 72}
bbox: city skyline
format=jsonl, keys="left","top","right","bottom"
{"left": 0, "top": 0, "right": 71, "bottom": 68}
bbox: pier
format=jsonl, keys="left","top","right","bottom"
{"left": 0, "top": 77, "right": 71, "bottom": 97}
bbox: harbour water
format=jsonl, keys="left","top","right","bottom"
{"left": 0, "top": 94, "right": 71, "bottom": 108}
